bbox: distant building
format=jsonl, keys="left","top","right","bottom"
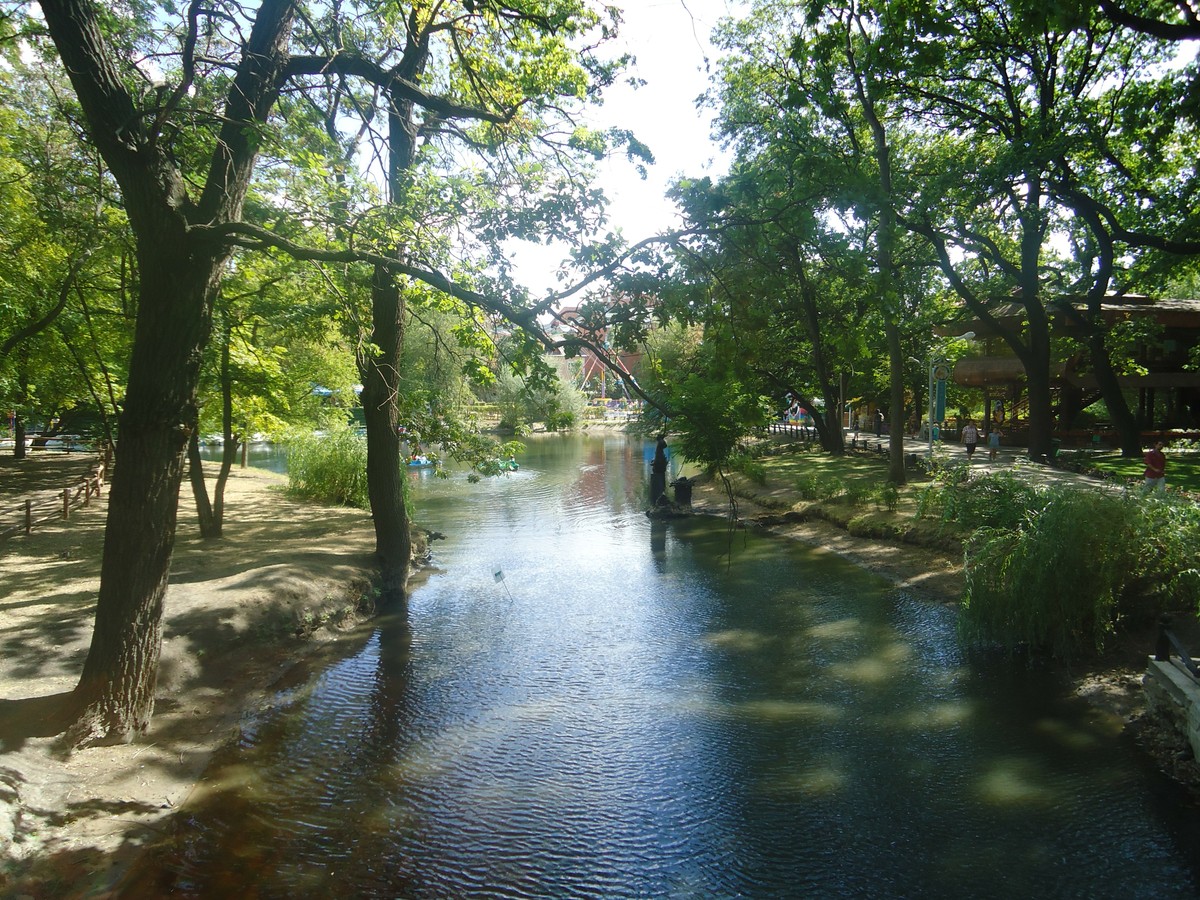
{"left": 940, "top": 294, "right": 1200, "bottom": 438}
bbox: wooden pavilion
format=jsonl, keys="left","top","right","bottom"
{"left": 940, "top": 295, "right": 1200, "bottom": 446}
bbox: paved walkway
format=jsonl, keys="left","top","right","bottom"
{"left": 844, "top": 429, "right": 1126, "bottom": 490}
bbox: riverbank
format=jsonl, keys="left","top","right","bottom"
{"left": 685, "top": 458, "right": 1200, "bottom": 800}
{"left": 1, "top": 456, "right": 381, "bottom": 897}
{"left": 2, "top": 444, "right": 1197, "bottom": 895}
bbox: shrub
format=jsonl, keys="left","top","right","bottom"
{"left": 795, "top": 473, "right": 823, "bottom": 500}
{"left": 960, "top": 487, "right": 1176, "bottom": 659}
{"left": 915, "top": 483, "right": 945, "bottom": 521}
{"left": 731, "top": 454, "right": 767, "bottom": 484}
{"left": 952, "top": 471, "right": 1046, "bottom": 531}
{"left": 1135, "top": 494, "right": 1200, "bottom": 614}
{"left": 285, "top": 426, "right": 370, "bottom": 508}
{"left": 841, "top": 482, "right": 873, "bottom": 505}
{"left": 820, "top": 476, "right": 846, "bottom": 502}
{"left": 873, "top": 482, "right": 900, "bottom": 513}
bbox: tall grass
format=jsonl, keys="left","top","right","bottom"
{"left": 286, "top": 426, "right": 369, "bottom": 508}
{"left": 961, "top": 488, "right": 1200, "bottom": 658}
{"left": 917, "top": 470, "right": 1045, "bottom": 531}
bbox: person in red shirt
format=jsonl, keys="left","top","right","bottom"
{"left": 1143, "top": 440, "right": 1166, "bottom": 492}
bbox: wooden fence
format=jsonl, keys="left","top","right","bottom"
{"left": 766, "top": 422, "right": 818, "bottom": 442}
{"left": 1, "top": 459, "right": 108, "bottom": 540}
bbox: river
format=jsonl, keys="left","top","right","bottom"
{"left": 140, "top": 432, "right": 1198, "bottom": 898}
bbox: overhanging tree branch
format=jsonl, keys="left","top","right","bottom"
{"left": 285, "top": 53, "right": 517, "bottom": 123}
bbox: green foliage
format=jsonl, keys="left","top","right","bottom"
{"left": 473, "top": 440, "right": 526, "bottom": 478}
{"left": 815, "top": 475, "right": 846, "bottom": 502}
{"left": 480, "top": 350, "right": 586, "bottom": 435}
{"left": 1138, "top": 497, "right": 1200, "bottom": 611}
{"left": 795, "top": 473, "right": 823, "bottom": 500}
{"left": 656, "top": 369, "right": 772, "bottom": 474}
{"left": 730, "top": 453, "right": 767, "bottom": 484}
{"left": 948, "top": 471, "right": 1046, "bottom": 531}
{"left": 285, "top": 426, "right": 369, "bottom": 508}
{"left": 872, "top": 482, "right": 900, "bottom": 513}
{"left": 841, "top": 481, "right": 873, "bottom": 505}
{"left": 961, "top": 489, "right": 1200, "bottom": 659}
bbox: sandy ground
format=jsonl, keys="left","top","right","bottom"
{"left": 1, "top": 449, "right": 1196, "bottom": 896}
{"left": 1, "top": 455, "right": 380, "bottom": 897}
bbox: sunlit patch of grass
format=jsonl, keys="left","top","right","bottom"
{"left": 1069, "top": 449, "right": 1200, "bottom": 493}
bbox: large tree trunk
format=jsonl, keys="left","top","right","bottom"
{"left": 885, "top": 318, "right": 907, "bottom": 484}
{"left": 1023, "top": 308, "right": 1055, "bottom": 461}
{"left": 70, "top": 247, "right": 221, "bottom": 744}
{"left": 187, "top": 430, "right": 218, "bottom": 538}
{"left": 360, "top": 267, "right": 411, "bottom": 603}
{"left": 797, "top": 277, "right": 844, "bottom": 454}
{"left": 38, "top": 0, "right": 298, "bottom": 744}
{"left": 13, "top": 412, "right": 27, "bottom": 461}
{"left": 1087, "top": 331, "right": 1142, "bottom": 457}
{"left": 355, "top": 53, "right": 424, "bottom": 605}
{"left": 186, "top": 328, "right": 241, "bottom": 538}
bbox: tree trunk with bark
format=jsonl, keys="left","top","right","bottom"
{"left": 13, "top": 417, "right": 27, "bottom": 460}
{"left": 360, "top": 267, "right": 411, "bottom": 603}
{"left": 885, "top": 318, "right": 907, "bottom": 483}
{"left": 39, "top": 0, "right": 297, "bottom": 744}
{"left": 187, "top": 430, "right": 218, "bottom": 538}
{"left": 798, "top": 277, "right": 844, "bottom": 454}
{"left": 1087, "top": 331, "right": 1143, "bottom": 457}
{"left": 69, "top": 246, "right": 222, "bottom": 743}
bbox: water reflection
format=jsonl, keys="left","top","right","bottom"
{"left": 126, "top": 433, "right": 1200, "bottom": 898}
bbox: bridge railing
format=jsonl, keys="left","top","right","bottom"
{"left": 1155, "top": 615, "right": 1199, "bottom": 681}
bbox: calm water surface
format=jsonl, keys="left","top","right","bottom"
{"left": 137, "top": 433, "right": 1198, "bottom": 898}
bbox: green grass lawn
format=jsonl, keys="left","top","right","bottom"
{"left": 1060, "top": 449, "right": 1200, "bottom": 494}
{"left": 719, "top": 440, "right": 1199, "bottom": 553}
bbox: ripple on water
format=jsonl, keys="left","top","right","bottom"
{"left": 128, "top": 435, "right": 1200, "bottom": 899}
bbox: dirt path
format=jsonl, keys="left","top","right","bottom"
{"left": 1, "top": 456, "right": 379, "bottom": 897}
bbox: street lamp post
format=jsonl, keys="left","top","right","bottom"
{"left": 926, "top": 332, "right": 975, "bottom": 458}
{"left": 927, "top": 359, "right": 944, "bottom": 459}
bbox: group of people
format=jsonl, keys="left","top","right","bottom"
{"left": 955, "top": 420, "right": 1002, "bottom": 462}
{"left": 959, "top": 420, "right": 1171, "bottom": 493}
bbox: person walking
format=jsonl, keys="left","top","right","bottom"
{"left": 962, "top": 420, "right": 979, "bottom": 459}
{"left": 1143, "top": 440, "right": 1167, "bottom": 492}
{"left": 987, "top": 426, "right": 1001, "bottom": 461}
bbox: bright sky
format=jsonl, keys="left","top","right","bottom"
{"left": 511, "top": 0, "right": 744, "bottom": 295}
